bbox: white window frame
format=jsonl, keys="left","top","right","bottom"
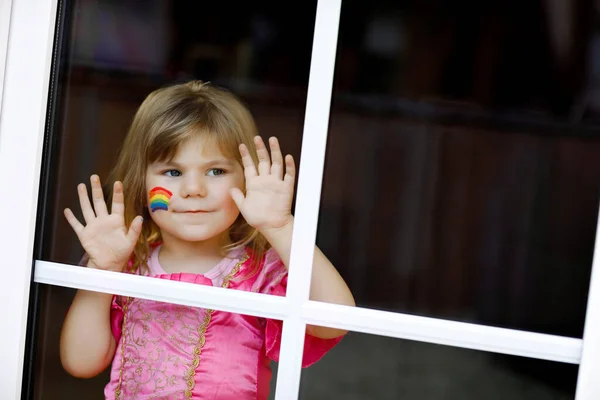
{"left": 1, "top": 0, "right": 600, "bottom": 399}
{"left": 0, "top": 0, "right": 13, "bottom": 116}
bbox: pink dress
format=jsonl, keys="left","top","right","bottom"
{"left": 103, "top": 245, "right": 342, "bottom": 399}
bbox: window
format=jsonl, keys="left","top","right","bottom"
{"left": 2, "top": 0, "right": 600, "bottom": 399}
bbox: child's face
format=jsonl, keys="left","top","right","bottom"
{"left": 145, "top": 136, "right": 245, "bottom": 245}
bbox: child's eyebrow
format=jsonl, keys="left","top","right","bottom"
{"left": 204, "top": 159, "right": 235, "bottom": 167}
{"left": 150, "top": 160, "right": 182, "bottom": 168}
{"left": 151, "top": 159, "right": 235, "bottom": 168}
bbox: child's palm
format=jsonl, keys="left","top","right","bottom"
{"left": 231, "top": 137, "right": 295, "bottom": 232}
{"left": 64, "top": 175, "right": 143, "bottom": 272}
{"left": 77, "top": 214, "right": 135, "bottom": 269}
{"left": 241, "top": 174, "right": 293, "bottom": 229}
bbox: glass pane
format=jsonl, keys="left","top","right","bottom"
{"left": 42, "top": 0, "right": 317, "bottom": 266}
{"left": 299, "top": 331, "right": 578, "bottom": 400}
{"left": 33, "top": 284, "right": 279, "bottom": 399}
{"left": 32, "top": 0, "right": 316, "bottom": 398}
{"left": 317, "top": 0, "right": 600, "bottom": 336}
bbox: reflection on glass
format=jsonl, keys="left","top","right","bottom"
{"left": 299, "top": 331, "right": 577, "bottom": 400}
{"left": 317, "top": 0, "right": 600, "bottom": 337}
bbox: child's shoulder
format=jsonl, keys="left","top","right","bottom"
{"left": 237, "top": 247, "right": 288, "bottom": 294}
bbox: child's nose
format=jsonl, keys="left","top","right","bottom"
{"left": 180, "top": 175, "right": 207, "bottom": 198}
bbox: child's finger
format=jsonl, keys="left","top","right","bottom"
{"left": 90, "top": 175, "right": 109, "bottom": 216}
{"left": 269, "top": 137, "right": 284, "bottom": 180}
{"left": 64, "top": 208, "right": 84, "bottom": 235}
{"left": 127, "top": 216, "right": 144, "bottom": 243}
{"left": 239, "top": 143, "right": 258, "bottom": 178}
{"left": 254, "top": 136, "right": 271, "bottom": 176}
{"left": 111, "top": 181, "right": 125, "bottom": 216}
{"left": 284, "top": 154, "right": 296, "bottom": 187}
{"left": 78, "top": 183, "right": 96, "bottom": 224}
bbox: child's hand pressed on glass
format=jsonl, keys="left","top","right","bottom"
{"left": 64, "top": 175, "right": 143, "bottom": 272}
{"left": 231, "top": 136, "right": 295, "bottom": 234}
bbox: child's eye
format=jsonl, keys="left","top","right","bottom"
{"left": 207, "top": 168, "right": 225, "bottom": 177}
{"left": 163, "top": 169, "right": 182, "bottom": 177}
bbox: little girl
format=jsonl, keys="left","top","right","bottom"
{"left": 59, "top": 81, "right": 355, "bottom": 399}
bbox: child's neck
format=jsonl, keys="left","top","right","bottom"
{"left": 158, "top": 234, "right": 231, "bottom": 275}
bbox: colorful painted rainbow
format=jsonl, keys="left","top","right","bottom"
{"left": 149, "top": 187, "right": 172, "bottom": 213}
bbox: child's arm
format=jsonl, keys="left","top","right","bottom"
{"left": 61, "top": 175, "right": 143, "bottom": 376}
{"left": 60, "top": 285, "right": 116, "bottom": 377}
{"left": 262, "top": 219, "right": 355, "bottom": 339}
{"left": 231, "top": 136, "right": 355, "bottom": 339}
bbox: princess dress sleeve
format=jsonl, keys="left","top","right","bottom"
{"left": 242, "top": 248, "right": 344, "bottom": 367}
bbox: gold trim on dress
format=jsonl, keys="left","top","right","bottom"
{"left": 115, "top": 296, "right": 130, "bottom": 399}
{"left": 184, "top": 255, "right": 247, "bottom": 399}
{"left": 116, "top": 254, "right": 248, "bottom": 399}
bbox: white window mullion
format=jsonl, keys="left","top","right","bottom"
{"left": 0, "top": 0, "right": 58, "bottom": 398}
{"left": 33, "top": 260, "right": 583, "bottom": 365}
{"left": 273, "top": 0, "right": 342, "bottom": 399}
{"left": 34, "top": 260, "right": 290, "bottom": 320}
{"left": 575, "top": 203, "right": 600, "bottom": 400}
{"left": 302, "top": 301, "right": 582, "bottom": 364}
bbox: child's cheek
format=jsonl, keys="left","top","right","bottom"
{"left": 148, "top": 186, "right": 172, "bottom": 213}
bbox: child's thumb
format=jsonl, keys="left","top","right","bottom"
{"left": 127, "top": 216, "right": 144, "bottom": 241}
{"left": 230, "top": 188, "right": 245, "bottom": 209}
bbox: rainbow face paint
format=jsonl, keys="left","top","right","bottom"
{"left": 149, "top": 187, "right": 172, "bottom": 212}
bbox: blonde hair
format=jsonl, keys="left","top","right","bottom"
{"left": 109, "top": 80, "right": 269, "bottom": 275}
